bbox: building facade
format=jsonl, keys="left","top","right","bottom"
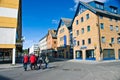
{"left": 46, "top": 30, "right": 57, "bottom": 58}
{"left": 0, "top": 0, "right": 22, "bottom": 64}
{"left": 57, "top": 18, "right": 73, "bottom": 59}
{"left": 39, "top": 35, "right": 47, "bottom": 54}
{"left": 72, "top": 1, "right": 120, "bottom": 61}
{"left": 29, "top": 44, "right": 39, "bottom": 55}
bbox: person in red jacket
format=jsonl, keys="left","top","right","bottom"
{"left": 29, "top": 54, "right": 36, "bottom": 70}
{"left": 23, "top": 54, "right": 29, "bottom": 71}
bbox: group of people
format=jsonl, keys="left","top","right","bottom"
{"left": 23, "top": 53, "right": 49, "bottom": 71}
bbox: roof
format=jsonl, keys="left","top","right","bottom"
{"left": 48, "top": 30, "right": 57, "bottom": 38}
{"left": 72, "top": 0, "right": 120, "bottom": 22}
{"left": 61, "top": 18, "right": 72, "bottom": 27}
{"left": 57, "top": 17, "right": 72, "bottom": 34}
{"left": 39, "top": 34, "right": 47, "bottom": 42}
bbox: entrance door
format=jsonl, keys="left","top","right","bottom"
{"left": 86, "top": 50, "right": 95, "bottom": 60}
{"left": 103, "top": 49, "right": 115, "bottom": 60}
{"left": 76, "top": 51, "right": 82, "bottom": 59}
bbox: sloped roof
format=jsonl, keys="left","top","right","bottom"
{"left": 61, "top": 18, "right": 72, "bottom": 27}
{"left": 57, "top": 17, "right": 72, "bottom": 34}
{"left": 73, "top": 0, "right": 120, "bottom": 22}
{"left": 81, "top": 1, "right": 120, "bottom": 18}
{"left": 48, "top": 30, "right": 57, "bottom": 38}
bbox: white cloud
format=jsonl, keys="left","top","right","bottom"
{"left": 70, "top": 0, "right": 108, "bottom": 11}
{"left": 52, "top": 19, "right": 59, "bottom": 25}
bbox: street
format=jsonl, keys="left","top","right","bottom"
{"left": 0, "top": 60, "right": 120, "bottom": 80}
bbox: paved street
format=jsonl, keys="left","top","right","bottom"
{"left": 0, "top": 60, "right": 120, "bottom": 80}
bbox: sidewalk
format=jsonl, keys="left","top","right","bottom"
{"left": 68, "top": 59, "right": 120, "bottom": 64}
{"left": 0, "top": 64, "right": 23, "bottom": 69}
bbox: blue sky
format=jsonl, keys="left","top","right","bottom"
{"left": 22, "top": 0, "right": 120, "bottom": 49}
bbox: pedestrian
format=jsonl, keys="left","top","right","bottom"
{"left": 38, "top": 56, "right": 43, "bottom": 69}
{"left": 29, "top": 54, "right": 36, "bottom": 70}
{"left": 23, "top": 53, "right": 29, "bottom": 71}
{"left": 45, "top": 55, "right": 49, "bottom": 68}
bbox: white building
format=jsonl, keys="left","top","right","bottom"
{"left": 0, "top": 0, "right": 22, "bottom": 64}
{"left": 39, "top": 35, "right": 47, "bottom": 53}
{"left": 29, "top": 44, "right": 39, "bottom": 55}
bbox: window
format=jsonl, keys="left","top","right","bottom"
{"left": 54, "top": 41, "right": 56, "bottom": 44}
{"left": 60, "top": 37, "right": 63, "bottom": 41}
{"left": 100, "top": 5, "right": 104, "bottom": 9}
{"left": 76, "top": 20, "right": 78, "bottom": 25}
{"left": 109, "top": 18, "right": 112, "bottom": 21}
{"left": 117, "top": 37, "right": 120, "bottom": 44}
{"left": 96, "top": 3, "right": 104, "bottom": 10}
{"left": 76, "top": 30, "right": 79, "bottom": 36}
{"left": 100, "top": 23, "right": 104, "bottom": 29}
{"left": 87, "top": 26, "right": 90, "bottom": 32}
{"left": 77, "top": 41, "right": 80, "bottom": 46}
{"left": 82, "top": 40, "right": 85, "bottom": 45}
{"left": 81, "top": 17, "right": 84, "bottom": 22}
{"left": 96, "top": 3, "right": 100, "bottom": 8}
{"left": 115, "top": 19, "right": 118, "bottom": 22}
{"left": 111, "top": 38, "right": 114, "bottom": 43}
{"left": 88, "top": 38, "right": 91, "bottom": 44}
{"left": 102, "top": 37, "right": 105, "bottom": 43}
{"left": 86, "top": 14, "right": 89, "bottom": 19}
{"left": 99, "top": 15, "right": 103, "bottom": 19}
{"left": 116, "top": 26, "right": 119, "bottom": 32}
{"left": 74, "top": 40, "right": 76, "bottom": 46}
{"left": 81, "top": 28, "right": 84, "bottom": 34}
{"left": 60, "top": 28, "right": 64, "bottom": 33}
{"left": 110, "top": 6, "right": 118, "bottom": 13}
{"left": 110, "top": 25, "right": 113, "bottom": 31}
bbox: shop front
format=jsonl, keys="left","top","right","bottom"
{"left": 0, "top": 49, "right": 12, "bottom": 62}
{"left": 103, "top": 49, "right": 115, "bottom": 60}
{"left": 86, "top": 50, "right": 95, "bottom": 60}
{"left": 76, "top": 50, "right": 82, "bottom": 59}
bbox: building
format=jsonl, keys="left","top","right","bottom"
{"left": 39, "top": 35, "right": 47, "bottom": 54}
{"left": 29, "top": 44, "right": 39, "bottom": 55}
{"left": 46, "top": 30, "right": 57, "bottom": 58}
{"left": 57, "top": 18, "right": 73, "bottom": 59}
{"left": 0, "top": 0, "right": 22, "bottom": 64}
{"left": 72, "top": 1, "right": 120, "bottom": 61}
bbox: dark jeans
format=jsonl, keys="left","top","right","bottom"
{"left": 23, "top": 63, "right": 28, "bottom": 71}
{"left": 45, "top": 62, "right": 48, "bottom": 68}
{"left": 30, "top": 63, "right": 35, "bottom": 70}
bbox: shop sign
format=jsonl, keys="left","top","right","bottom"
{"left": 80, "top": 46, "right": 87, "bottom": 49}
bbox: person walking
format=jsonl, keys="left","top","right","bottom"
{"left": 23, "top": 53, "right": 29, "bottom": 71}
{"left": 29, "top": 54, "right": 36, "bottom": 70}
{"left": 45, "top": 55, "right": 49, "bottom": 68}
{"left": 38, "top": 56, "right": 43, "bottom": 69}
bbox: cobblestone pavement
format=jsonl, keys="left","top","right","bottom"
{"left": 0, "top": 60, "right": 120, "bottom": 80}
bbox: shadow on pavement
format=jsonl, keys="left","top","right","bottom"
{"left": 0, "top": 75, "right": 12, "bottom": 80}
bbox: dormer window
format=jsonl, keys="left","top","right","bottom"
{"left": 110, "top": 6, "right": 118, "bottom": 14}
{"left": 96, "top": 2, "right": 104, "bottom": 10}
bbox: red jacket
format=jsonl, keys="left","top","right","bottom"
{"left": 30, "top": 55, "right": 36, "bottom": 64}
{"left": 23, "top": 55, "right": 29, "bottom": 63}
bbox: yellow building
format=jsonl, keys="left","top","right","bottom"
{"left": 72, "top": 1, "right": 120, "bottom": 61}
{"left": 57, "top": 18, "right": 73, "bottom": 59}
{"left": 0, "top": 0, "right": 22, "bottom": 64}
{"left": 46, "top": 30, "right": 57, "bottom": 58}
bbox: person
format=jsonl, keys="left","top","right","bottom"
{"left": 45, "top": 55, "right": 49, "bottom": 68}
{"left": 34, "top": 55, "right": 38, "bottom": 70}
{"left": 38, "top": 56, "right": 43, "bottom": 69}
{"left": 23, "top": 54, "right": 29, "bottom": 71}
{"left": 29, "top": 54, "right": 36, "bottom": 70}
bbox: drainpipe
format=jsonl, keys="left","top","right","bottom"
{"left": 97, "top": 14, "right": 102, "bottom": 61}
